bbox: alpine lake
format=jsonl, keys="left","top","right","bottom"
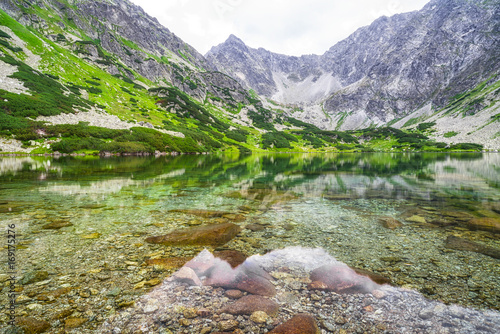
{"left": 1, "top": 152, "right": 499, "bottom": 332}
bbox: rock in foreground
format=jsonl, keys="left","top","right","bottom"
{"left": 144, "top": 223, "right": 241, "bottom": 246}
{"left": 100, "top": 247, "right": 500, "bottom": 334}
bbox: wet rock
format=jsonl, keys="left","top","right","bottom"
{"left": 205, "top": 261, "right": 276, "bottom": 296}
{"left": 64, "top": 318, "right": 87, "bottom": 329}
{"left": 309, "top": 264, "right": 378, "bottom": 294}
{"left": 145, "top": 223, "right": 242, "bottom": 247}
{"left": 20, "top": 271, "right": 48, "bottom": 285}
{"left": 245, "top": 223, "right": 266, "bottom": 231}
{"left": 406, "top": 215, "right": 427, "bottom": 224}
{"left": 171, "top": 267, "right": 202, "bottom": 286}
{"left": 221, "top": 295, "right": 279, "bottom": 316}
{"left": 378, "top": 217, "right": 402, "bottom": 230}
{"left": 42, "top": 220, "right": 73, "bottom": 229}
{"left": 145, "top": 257, "right": 192, "bottom": 270}
{"left": 183, "top": 307, "right": 198, "bottom": 319}
{"left": 250, "top": 310, "right": 269, "bottom": 324}
{"left": 352, "top": 267, "right": 392, "bottom": 285}
{"left": 441, "top": 211, "right": 473, "bottom": 222}
{"left": 466, "top": 217, "right": 500, "bottom": 233}
{"left": 214, "top": 250, "right": 247, "bottom": 268}
{"left": 223, "top": 213, "right": 246, "bottom": 222}
{"left": 217, "top": 320, "right": 240, "bottom": 331}
{"left": 15, "top": 317, "right": 50, "bottom": 333}
{"left": 82, "top": 232, "right": 100, "bottom": 239}
{"left": 225, "top": 289, "right": 244, "bottom": 299}
{"left": 269, "top": 313, "right": 320, "bottom": 334}
{"left": 168, "top": 209, "right": 230, "bottom": 218}
{"left": 445, "top": 236, "right": 500, "bottom": 259}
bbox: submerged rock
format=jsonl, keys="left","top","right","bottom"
{"left": 309, "top": 264, "right": 379, "bottom": 294}
{"left": 378, "top": 217, "right": 402, "bottom": 230}
{"left": 204, "top": 262, "right": 276, "bottom": 296}
{"left": 15, "top": 317, "right": 50, "bottom": 333}
{"left": 42, "top": 220, "right": 73, "bottom": 229}
{"left": 168, "top": 209, "right": 231, "bottom": 218}
{"left": 445, "top": 235, "right": 500, "bottom": 259}
{"left": 269, "top": 314, "right": 320, "bottom": 334}
{"left": 214, "top": 250, "right": 247, "bottom": 268}
{"left": 20, "top": 271, "right": 48, "bottom": 285}
{"left": 145, "top": 257, "right": 192, "bottom": 270}
{"left": 221, "top": 295, "right": 279, "bottom": 316}
{"left": 145, "top": 223, "right": 241, "bottom": 247}
{"left": 465, "top": 217, "right": 500, "bottom": 233}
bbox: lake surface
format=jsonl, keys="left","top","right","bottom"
{"left": 1, "top": 153, "right": 499, "bottom": 331}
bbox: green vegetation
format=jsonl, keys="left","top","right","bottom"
{"left": 0, "top": 5, "right": 491, "bottom": 155}
{"left": 444, "top": 131, "right": 459, "bottom": 138}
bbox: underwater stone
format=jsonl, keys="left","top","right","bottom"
{"left": 145, "top": 223, "right": 242, "bottom": 247}
{"left": 269, "top": 313, "right": 320, "bottom": 334}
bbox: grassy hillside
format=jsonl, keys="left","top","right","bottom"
{"left": 0, "top": 5, "right": 491, "bottom": 155}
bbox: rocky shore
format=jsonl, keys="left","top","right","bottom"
{"left": 100, "top": 247, "right": 500, "bottom": 333}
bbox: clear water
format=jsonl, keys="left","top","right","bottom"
{"left": 1, "top": 153, "right": 499, "bottom": 329}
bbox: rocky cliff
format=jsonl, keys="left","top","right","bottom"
{"left": 206, "top": 0, "right": 500, "bottom": 130}
{"left": 0, "top": 0, "right": 250, "bottom": 105}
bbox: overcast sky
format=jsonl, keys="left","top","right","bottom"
{"left": 130, "top": 0, "right": 429, "bottom": 56}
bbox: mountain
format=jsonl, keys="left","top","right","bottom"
{"left": 0, "top": 0, "right": 497, "bottom": 154}
{"left": 206, "top": 0, "right": 500, "bottom": 145}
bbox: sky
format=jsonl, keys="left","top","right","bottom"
{"left": 129, "top": 0, "right": 430, "bottom": 56}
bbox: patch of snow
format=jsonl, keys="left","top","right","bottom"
{"left": 271, "top": 72, "right": 341, "bottom": 105}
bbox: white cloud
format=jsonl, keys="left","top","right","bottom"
{"left": 131, "top": 0, "right": 429, "bottom": 56}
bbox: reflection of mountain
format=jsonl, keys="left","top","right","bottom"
{"left": 0, "top": 154, "right": 497, "bottom": 202}
{"left": 0, "top": 157, "right": 61, "bottom": 176}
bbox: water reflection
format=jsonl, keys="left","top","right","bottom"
{"left": 0, "top": 153, "right": 499, "bottom": 332}
{"left": 1, "top": 153, "right": 497, "bottom": 203}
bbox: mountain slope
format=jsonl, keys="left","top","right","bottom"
{"left": 206, "top": 0, "right": 500, "bottom": 137}
{"left": 0, "top": 0, "right": 496, "bottom": 153}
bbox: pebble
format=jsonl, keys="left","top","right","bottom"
{"left": 250, "top": 311, "right": 269, "bottom": 324}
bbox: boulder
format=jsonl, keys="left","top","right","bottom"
{"left": 269, "top": 314, "right": 320, "bottom": 334}
{"left": 205, "top": 262, "right": 276, "bottom": 296}
{"left": 445, "top": 235, "right": 500, "bottom": 259}
{"left": 214, "top": 250, "right": 247, "bottom": 268}
{"left": 308, "top": 264, "right": 378, "bottom": 294}
{"left": 15, "top": 317, "right": 50, "bottom": 334}
{"left": 378, "top": 217, "right": 402, "bottom": 230}
{"left": 221, "top": 295, "right": 279, "bottom": 316}
{"left": 465, "top": 217, "right": 500, "bottom": 233}
{"left": 145, "top": 223, "right": 241, "bottom": 247}
{"left": 351, "top": 267, "right": 392, "bottom": 286}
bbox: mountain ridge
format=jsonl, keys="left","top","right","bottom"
{"left": 206, "top": 0, "right": 499, "bottom": 137}
{"left": 0, "top": 0, "right": 498, "bottom": 153}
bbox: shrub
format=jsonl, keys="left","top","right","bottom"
{"left": 444, "top": 131, "right": 458, "bottom": 138}
{"left": 261, "top": 132, "right": 291, "bottom": 149}
{"left": 225, "top": 129, "right": 248, "bottom": 143}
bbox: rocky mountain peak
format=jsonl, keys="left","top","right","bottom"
{"left": 206, "top": 0, "right": 499, "bottom": 130}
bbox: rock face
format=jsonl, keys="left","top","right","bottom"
{"left": 206, "top": 0, "right": 499, "bottom": 130}
{"left": 0, "top": 0, "right": 251, "bottom": 106}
